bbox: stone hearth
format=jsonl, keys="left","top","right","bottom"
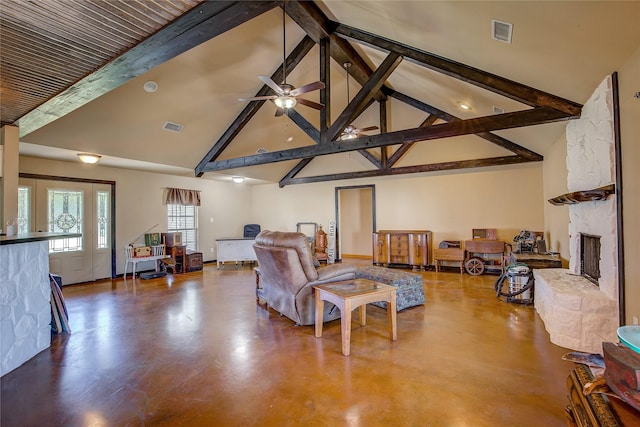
{"left": 534, "top": 269, "right": 617, "bottom": 353}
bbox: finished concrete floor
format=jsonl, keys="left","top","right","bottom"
{"left": 1, "top": 259, "right": 574, "bottom": 426}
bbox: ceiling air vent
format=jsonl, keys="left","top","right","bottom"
{"left": 491, "top": 19, "right": 513, "bottom": 43}
{"left": 256, "top": 147, "right": 269, "bottom": 154}
{"left": 163, "top": 121, "right": 183, "bottom": 133}
{"left": 493, "top": 106, "right": 505, "bottom": 114}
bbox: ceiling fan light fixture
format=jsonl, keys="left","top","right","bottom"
{"left": 274, "top": 96, "right": 297, "bottom": 109}
{"left": 77, "top": 153, "right": 101, "bottom": 164}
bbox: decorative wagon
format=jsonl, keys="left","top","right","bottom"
{"left": 463, "top": 239, "right": 510, "bottom": 276}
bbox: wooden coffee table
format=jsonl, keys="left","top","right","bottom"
{"left": 314, "top": 279, "right": 397, "bottom": 356}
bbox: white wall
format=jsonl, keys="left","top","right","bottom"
{"left": 19, "top": 156, "right": 252, "bottom": 274}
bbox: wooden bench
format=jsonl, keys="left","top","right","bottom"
{"left": 124, "top": 245, "right": 169, "bottom": 279}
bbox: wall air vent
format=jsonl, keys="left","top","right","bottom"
{"left": 491, "top": 19, "right": 513, "bottom": 43}
{"left": 163, "top": 121, "right": 183, "bottom": 133}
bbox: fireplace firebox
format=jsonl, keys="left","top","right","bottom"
{"left": 580, "top": 233, "right": 601, "bottom": 285}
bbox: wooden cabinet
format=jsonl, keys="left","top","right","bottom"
{"left": 372, "top": 230, "right": 432, "bottom": 271}
{"left": 169, "top": 245, "right": 186, "bottom": 274}
{"left": 434, "top": 248, "right": 465, "bottom": 273}
{"left": 216, "top": 238, "right": 257, "bottom": 269}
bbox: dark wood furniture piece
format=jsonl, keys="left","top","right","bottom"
{"left": 168, "top": 245, "right": 186, "bottom": 274}
{"left": 372, "top": 230, "right": 432, "bottom": 271}
{"left": 464, "top": 239, "right": 508, "bottom": 275}
{"left": 434, "top": 248, "right": 465, "bottom": 273}
{"left": 510, "top": 252, "right": 562, "bottom": 269}
{"left": 186, "top": 251, "right": 203, "bottom": 272}
{"left": 566, "top": 364, "right": 640, "bottom": 426}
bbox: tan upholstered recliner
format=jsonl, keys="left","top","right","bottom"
{"left": 253, "top": 230, "right": 357, "bottom": 326}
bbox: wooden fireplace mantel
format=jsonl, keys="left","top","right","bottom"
{"left": 548, "top": 184, "right": 615, "bottom": 206}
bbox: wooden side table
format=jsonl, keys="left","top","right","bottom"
{"left": 434, "top": 248, "right": 465, "bottom": 273}
{"left": 314, "top": 279, "right": 397, "bottom": 356}
{"left": 168, "top": 245, "right": 186, "bottom": 274}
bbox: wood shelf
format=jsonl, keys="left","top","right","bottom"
{"left": 548, "top": 184, "right": 615, "bottom": 206}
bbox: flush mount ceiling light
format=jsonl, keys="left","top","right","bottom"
{"left": 77, "top": 153, "right": 101, "bottom": 164}
{"left": 143, "top": 81, "right": 158, "bottom": 93}
{"left": 232, "top": 176, "right": 245, "bottom": 184}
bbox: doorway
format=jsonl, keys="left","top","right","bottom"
{"left": 19, "top": 175, "right": 115, "bottom": 285}
{"left": 335, "top": 185, "right": 376, "bottom": 260}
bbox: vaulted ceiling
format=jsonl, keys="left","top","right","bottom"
{"left": 2, "top": 1, "right": 639, "bottom": 185}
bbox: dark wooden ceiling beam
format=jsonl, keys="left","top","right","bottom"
{"left": 327, "top": 52, "right": 402, "bottom": 141}
{"left": 388, "top": 90, "right": 543, "bottom": 161}
{"left": 195, "top": 35, "right": 316, "bottom": 176}
{"left": 285, "top": 1, "right": 387, "bottom": 102}
{"left": 333, "top": 22, "right": 582, "bottom": 117}
{"left": 200, "top": 107, "right": 567, "bottom": 173}
{"left": 285, "top": 155, "right": 536, "bottom": 185}
{"left": 18, "top": 1, "right": 282, "bottom": 137}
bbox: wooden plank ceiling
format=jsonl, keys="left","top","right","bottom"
{"left": 0, "top": 0, "right": 203, "bottom": 126}
{"left": 0, "top": 0, "right": 582, "bottom": 186}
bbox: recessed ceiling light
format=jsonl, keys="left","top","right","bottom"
{"left": 143, "top": 81, "right": 158, "bottom": 92}
{"left": 232, "top": 176, "right": 245, "bottom": 184}
{"left": 286, "top": 136, "right": 294, "bottom": 143}
{"left": 458, "top": 102, "right": 471, "bottom": 111}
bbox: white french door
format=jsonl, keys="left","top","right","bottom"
{"left": 23, "top": 179, "right": 112, "bottom": 285}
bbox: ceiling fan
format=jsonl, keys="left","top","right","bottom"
{"left": 239, "top": 4, "right": 325, "bottom": 117}
{"left": 339, "top": 62, "right": 378, "bottom": 140}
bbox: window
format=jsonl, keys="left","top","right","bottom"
{"left": 96, "top": 190, "right": 109, "bottom": 249}
{"left": 17, "top": 186, "right": 31, "bottom": 234}
{"left": 167, "top": 204, "right": 198, "bottom": 252}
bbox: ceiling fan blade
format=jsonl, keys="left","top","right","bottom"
{"left": 258, "top": 75, "right": 284, "bottom": 95}
{"left": 274, "top": 107, "right": 285, "bottom": 117}
{"left": 357, "top": 126, "right": 379, "bottom": 133}
{"left": 238, "top": 95, "right": 278, "bottom": 102}
{"left": 296, "top": 98, "right": 324, "bottom": 110}
{"left": 290, "top": 81, "right": 325, "bottom": 96}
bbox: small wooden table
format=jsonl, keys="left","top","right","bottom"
{"left": 314, "top": 279, "right": 397, "bottom": 356}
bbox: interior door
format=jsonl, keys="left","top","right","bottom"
{"left": 336, "top": 185, "right": 375, "bottom": 260}
{"left": 33, "top": 180, "right": 111, "bottom": 285}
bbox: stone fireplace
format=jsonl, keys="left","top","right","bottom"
{"left": 534, "top": 76, "right": 619, "bottom": 354}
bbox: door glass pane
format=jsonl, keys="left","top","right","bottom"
{"left": 48, "top": 189, "right": 83, "bottom": 253}
{"left": 96, "top": 190, "right": 109, "bottom": 249}
{"left": 17, "top": 186, "right": 30, "bottom": 234}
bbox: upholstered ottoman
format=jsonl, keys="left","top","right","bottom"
{"left": 355, "top": 266, "right": 425, "bottom": 311}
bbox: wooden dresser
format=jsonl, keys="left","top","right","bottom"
{"left": 372, "top": 230, "right": 432, "bottom": 271}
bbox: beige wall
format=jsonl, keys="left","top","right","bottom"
{"left": 19, "top": 156, "right": 253, "bottom": 273}
{"left": 542, "top": 133, "right": 570, "bottom": 264}
{"left": 252, "top": 164, "right": 545, "bottom": 252}
{"left": 619, "top": 45, "right": 640, "bottom": 324}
